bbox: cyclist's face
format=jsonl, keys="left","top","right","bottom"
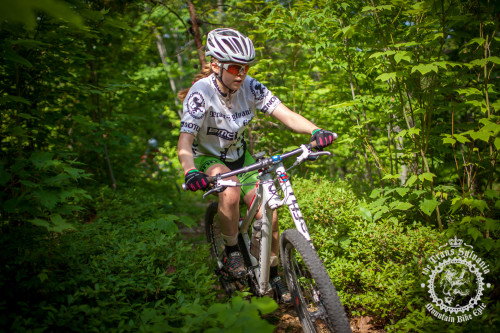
{"left": 213, "top": 62, "right": 248, "bottom": 91}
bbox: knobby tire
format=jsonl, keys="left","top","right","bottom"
{"left": 280, "top": 229, "right": 351, "bottom": 333}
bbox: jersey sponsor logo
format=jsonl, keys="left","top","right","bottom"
{"left": 209, "top": 110, "right": 232, "bottom": 120}
{"left": 209, "top": 109, "right": 253, "bottom": 122}
{"left": 186, "top": 92, "right": 206, "bottom": 119}
{"left": 180, "top": 121, "right": 200, "bottom": 132}
{"left": 250, "top": 78, "right": 268, "bottom": 101}
{"left": 261, "top": 96, "right": 278, "bottom": 113}
{"left": 207, "top": 127, "right": 237, "bottom": 141}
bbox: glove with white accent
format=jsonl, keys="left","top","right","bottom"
{"left": 310, "top": 129, "right": 336, "bottom": 150}
{"left": 185, "top": 169, "right": 209, "bottom": 191}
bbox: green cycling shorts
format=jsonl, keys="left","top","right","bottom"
{"left": 194, "top": 151, "right": 259, "bottom": 197}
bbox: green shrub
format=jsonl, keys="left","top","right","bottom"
{"left": 1, "top": 183, "right": 276, "bottom": 332}
{"left": 278, "top": 175, "right": 498, "bottom": 331}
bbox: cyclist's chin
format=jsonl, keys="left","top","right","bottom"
{"left": 230, "top": 81, "right": 243, "bottom": 91}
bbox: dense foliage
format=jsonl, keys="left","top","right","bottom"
{"left": 1, "top": 0, "right": 498, "bottom": 331}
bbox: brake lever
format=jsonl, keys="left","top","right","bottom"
{"left": 202, "top": 179, "right": 240, "bottom": 199}
{"left": 203, "top": 187, "right": 222, "bottom": 198}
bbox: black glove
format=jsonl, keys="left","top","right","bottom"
{"left": 185, "top": 169, "right": 210, "bottom": 191}
{"left": 310, "top": 129, "right": 336, "bottom": 150}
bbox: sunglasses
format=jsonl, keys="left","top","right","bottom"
{"left": 218, "top": 62, "right": 250, "bottom": 75}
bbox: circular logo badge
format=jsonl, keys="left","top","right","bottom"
{"left": 186, "top": 92, "right": 206, "bottom": 119}
{"left": 421, "top": 237, "right": 491, "bottom": 323}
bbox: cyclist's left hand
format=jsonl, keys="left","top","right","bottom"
{"left": 310, "top": 129, "right": 336, "bottom": 150}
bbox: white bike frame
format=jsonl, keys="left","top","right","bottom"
{"left": 238, "top": 157, "right": 314, "bottom": 295}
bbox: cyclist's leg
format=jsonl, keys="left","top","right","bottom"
{"left": 197, "top": 156, "right": 245, "bottom": 277}
{"left": 239, "top": 151, "right": 279, "bottom": 261}
{"left": 243, "top": 188, "right": 279, "bottom": 259}
{"left": 197, "top": 157, "right": 241, "bottom": 244}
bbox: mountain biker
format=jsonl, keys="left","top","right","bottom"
{"left": 176, "top": 28, "right": 335, "bottom": 301}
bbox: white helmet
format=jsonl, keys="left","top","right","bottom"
{"left": 205, "top": 28, "right": 255, "bottom": 64}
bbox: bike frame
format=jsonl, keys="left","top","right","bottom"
{"left": 238, "top": 158, "right": 314, "bottom": 296}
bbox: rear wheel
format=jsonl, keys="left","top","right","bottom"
{"left": 280, "top": 229, "right": 351, "bottom": 333}
{"left": 205, "top": 202, "right": 241, "bottom": 296}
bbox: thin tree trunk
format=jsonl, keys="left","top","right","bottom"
{"left": 187, "top": 1, "right": 206, "bottom": 68}
{"left": 218, "top": 0, "right": 223, "bottom": 23}
{"left": 154, "top": 28, "right": 182, "bottom": 118}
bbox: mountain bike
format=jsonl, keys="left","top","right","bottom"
{"left": 188, "top": 140, "right": 351, "bottom": 333}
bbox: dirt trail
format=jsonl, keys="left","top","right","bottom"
{"left": 179, "top": 223, "right": 385, "bottom": 333}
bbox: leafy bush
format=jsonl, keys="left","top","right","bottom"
{"left": 0, "top": 183, "right": 276, "bottom": 332}
{"left": 278, "top": 175, "right": 498, "bottom": 331}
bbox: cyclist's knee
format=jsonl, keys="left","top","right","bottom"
{"left": 219, "top": 185, "right": 241, "bottom": 207}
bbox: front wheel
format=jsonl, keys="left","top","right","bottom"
{"left": 280, "top": 229, "right": 351, "bottom": 333}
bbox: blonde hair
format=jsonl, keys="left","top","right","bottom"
{"left": 178, "top": 62, "right": 213, "bottom": 102}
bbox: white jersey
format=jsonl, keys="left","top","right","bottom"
{"left": 180, "top": 74, "right": 281, "bottom": 162}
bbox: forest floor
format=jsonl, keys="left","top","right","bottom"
{"left": 179, "top": 223, "right": 386, "bottom": 333}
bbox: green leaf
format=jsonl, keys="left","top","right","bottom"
{"left": 376, "top": 72, "right": 397, "bottom": 81}
{"left": 393, "top": 201, "right": 414, "bottom": 211}
{"left": 0, "top": 0, "right": 84, "bottom": 30}
{"left": 442, "top": 137, "right": 456, "bottom": 145}
{"left": 63, "top": 166, "right": 85, "bottom": 180}
{"left": 469, "top": 130, "right": 493, "bottom": 142}
{"left": 251, "top": 296, "right": 278, "bottom": 314}
{"left": 29, "top": 218, "right": 51, "bottom": 228}
{"left": 359, "top": 206, "right": 372, "bottom": 221}
{"left": 488, "top": 56, "right": 500, "bottom": 65}
{"left": 48, "top": 214, "right": 74, "bottom": 233}
{"left": 418, "top": 172, "right": 436, "bottom": 182}
{"left": 408, "top": 127, "right": 421, "bottom": 136}
{"left": 454, "top": 134, "right": 470, "bottom": 144}
{"left": 382, "top": 173, "right": 401, "bottom": 180}
{"left": 411, "top": 64, "right": 438, "bottom": 75}
{"left": 395, "top": 187, "right": 410, "bottom": 197}
{"left": 30, "top": 152, "right": 56, "bottom": 168}
{"left": 394, "top": 51, "right": 412, "bottom": 64}
{"left": 156, "top": 218, "right": 178, "bottom": 235}
{"left": 34, "top": 191, "right": 59, "bottom": 210}
{"left": 420, "top": 197, "right": 438, "bottom": 216}
{"left": 369, "top": 188, "right": 383, "bottom": 198}
{"left": 455, "top": 88, "right": 481, "bottom": 96}
{"left": 465, "top": 38, "right": 485, "bottom": 46}
{"left": 406, "top": 175, "right": 418, "bottom": 187}
{"left": 470, "top": 58, "right": 488, "bottom": 67}
{"left": 467, "top": 227, "right": 482, "bottom": 241}
{"left": 470, "top": 199, "right": 488, "bottom": 213}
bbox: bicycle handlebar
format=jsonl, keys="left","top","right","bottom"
{"left": 181, "top": 135, "right": 337, "bottom": 192}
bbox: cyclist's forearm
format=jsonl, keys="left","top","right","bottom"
{"left": 271, "top": 103, "right": 320, "bottom": 135}
{"left": 177, "top": 133, "right": 196, "bottom": 174}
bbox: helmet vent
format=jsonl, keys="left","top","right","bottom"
{"left": 220, "top": 30, "right": 238, "bottom": 37}
{"left": 222, "top": 39, "right": 237, "bottom": 53}
{"left": 215, "top": 39, "right": 227, "bottom": 53}
{"left": 232, "top": 39, "right": 245, "bottom": 54}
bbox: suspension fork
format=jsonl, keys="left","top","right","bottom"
{"left": 273, "top": 165, "right": 313, "bottom": 245}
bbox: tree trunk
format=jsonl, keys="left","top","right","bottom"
{"left": 154, "top": 28, "right": 182, "bottom": 118}
{"left": 187, "top": 1, "right": 206, "bottom": 68}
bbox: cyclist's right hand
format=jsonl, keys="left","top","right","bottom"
{"left": 185, "top": 169, "right": 210, "bottom": 191}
